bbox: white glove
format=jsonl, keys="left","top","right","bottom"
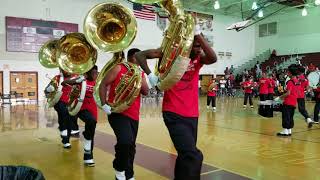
{"left": 46, "top": 85, "right": 55, "bottom": 93}
{"left": 102, "top": 104, "right": 112, "bottom": 115}
{"left": 75, "top": 75, "right": 86, "bottom": 83}
{"left": 148, "top": 73, "right": 159, "bottom": 88}
{"left": 194, "top": 24, "right": 201, "bottom": 35}
{"left": 274, "top": 97, "right": 280, "bottom": 102}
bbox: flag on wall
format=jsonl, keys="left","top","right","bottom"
{"left": 133, "top": 3, "right": 156, "bottom": 21}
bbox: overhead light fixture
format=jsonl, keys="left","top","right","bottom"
{"left": 315, "top": 0, "right": 320, "bottom": 6}
{"left": 214, "top": 0, "right": 220, "bottom": 10}
{"left": 302, "top": 8, "right": 308, "bottom": 16}
{"left": 252, "top": 1, "right": 258, "bottom": 10}
{"left": 258, "top": 9, "right": 263, "bottom": 17}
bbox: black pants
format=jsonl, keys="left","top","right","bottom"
{"left": 71, "top": 116, "right": 79, "bottom": 131}
{"left": 282, "top": 105, "right": 296, "bottom": 129}
{"left": 259, "top": 94, "right": 268, "bottom": 101}
{"left": 207, "top": 96, "right": 216, "bottom": 107}
{"left": 314, "top": 98, "right": 320, "bottom": 122}
{"left": 108, "top": 113, "right": 139, "bottom": 179}
{"left": 54, "top": 101, "right": 72, "bottom": 133}
{"left": 163, "top": 112, "right": 203, "bottom": 180}
{"left": 244, "top": 93, "right": 253, "bottom": 106}
{"left": 267, "top": 93, "right": 274, "bottom": 100}
{"left": 77, "top": 110, "right": 97, "bottom": 141}
{"left": 297, "top": 98, "right": 310, "bottom": 119}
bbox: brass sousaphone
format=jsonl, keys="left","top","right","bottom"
{"left": 84, "top": 2, "right": 141, "bottom": 113}
{"left": 56, "top": 32, "right": 98, "bottom": 116}
{"left": 130, "top": 0, "right": 195, "bottom": 90}
{"left": 39, "top": 40, "right": 63, "bottom": 107}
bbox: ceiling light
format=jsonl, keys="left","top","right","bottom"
{"left": 252, "top": 1, "right": 258, "bottom": 10}
{"left": 302, "top": 8, "right": 307, "bottom": 16}
{"left": 258, "top": 9, "right": 263, "bottom": 17}
{"left": 214, "top": 1, "right": 220, "bottom": 10}
{"left": 315, "top": 0, "right": 320, "bottom": 6}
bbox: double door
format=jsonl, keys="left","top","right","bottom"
{"left": 10, "top": 72, "right": 38, "bottom": 100}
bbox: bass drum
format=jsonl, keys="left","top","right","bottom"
{"left": 308, "top": 71, "right": 320, "bottom": 89}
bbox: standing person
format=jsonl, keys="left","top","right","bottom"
{"left": 207, "top": 79, "right": 217, "bottom": 111}
{"left": 224, "top": 67, "right": 230, "bottom": 79}
{"left": 135, "top": 24, "right": 217, "bottom": 179}
{"left": 268, "top": 74, "right": 276, "bottom": 101}
{"left": 242, "top": 77, "right": 254, "bottom": 108}
{"left": 258, "top": 72, "right": 270, "bottom": 117}
{"left": 99, "top": 49, "right": 149, "bottom": 180}
{"left": 44, "top": 69, "right": 78, "bottom": 148}
{"left": 62, "top": 65, "right": 99, "bottom": 166}
{"left": 313, "top": 86, "right": 320, "bottom": 124}
{"left": 255, "top": 61, "right": 262, "bottom": 78}
{"left": 297, "top": 66, "right": 313, "bottom": 128}
{"left": 219, "top": 76, "right": 227, "bottom": 96}
{"left": 276, "top": 64, "right": 301, "bottom": 136}
{"left": 230, "top": 65, "right": 235, "bottom": 74}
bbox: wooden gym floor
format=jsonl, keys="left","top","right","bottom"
{"left": 0, "top": 97, "right": 319, "bottom": 180}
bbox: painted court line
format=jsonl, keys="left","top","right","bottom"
{"left": 94, "top": 131, "right": 251, "bottom": 179}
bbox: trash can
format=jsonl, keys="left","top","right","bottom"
{"left": 0, "top": 166, "right": 45, "bottom": 180}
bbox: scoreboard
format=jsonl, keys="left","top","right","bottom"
{"left": 6, "top": 16, "right": 78, "bottom": 53}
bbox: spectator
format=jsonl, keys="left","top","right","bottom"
{"left": 230, "top": 65, "right": 235, "bottom": 74}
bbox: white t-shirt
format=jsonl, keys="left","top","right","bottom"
{"left": 220, "top": 80, "right": 226, "bottom": 88}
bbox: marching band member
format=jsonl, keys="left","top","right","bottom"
{"left": 62, "top": 65, "right": 98, "bottom": 167}
{"left": 297, "top": 66, "right": 313, "bottom": 128}
{"left": 258, "top": 72, "right": 271, "bottom": 117}
{"left": 242, "top": 77, "right": 254, "bottom": 108}
{"left": 44, "top": 68, "right": 78, "bottom": 148}
{"left": 276, "top": 64, "right": 301, "bottom": 136}
{"left": 207, "top": 79, "right": 217, "bottom": 111}
{"left": 99, "top": 49, "right": 149, "bottom": 180}
{"left": 135, "top": 24, "right": 217, "bottom": 180}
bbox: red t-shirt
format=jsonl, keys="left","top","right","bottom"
{"left": 259, "top": 78, "right": 270, "bottom": 95}
{"left": 268, "top": 78, "right": 275, "bottom": 94}
{"left": 243, "top": 81, "right": 254, "bottom": 93}
{"left": 162, "top": 56, "right": 203, "bottom": 117}
{"left": 298, "top": 74, "right": 309, "bottom": 99}
{"left": 108, "top": 64, "right": 143, "bottom": 121}
{"left": 283, "top": 77, "right": 300, "bottom": 107}
{"left": 57, "top": 75, "right": 73, "bottom": 104}
{"left": 80, "top": 80, "right": 98, "bottom": 120}
{"left": 207, "top": 82, "right": 217, "bottom": 97}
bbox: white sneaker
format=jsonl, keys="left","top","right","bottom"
{"left": 207, "top": 106, "right": 210, "bottom": 109}
{"left": 71, "top": 130, "right": 80, "bottom": 134}
{"left": 306, "top": 118, "right": 313, "bottom": 128}
{"left": 213, "top": 107, "right": 216, "bottom": 110}
{"left": 288, "top": 129, "right": 292, "bottom": 135}
{"left": 63, "top": 143, "right": 71, "bottom": 148}
{"left": 243, "top": 105, "right": 247, "bottom": 108}
{"left": 128, "top": 178, "right": 135, "bottom": 180}
{"left": 250, "top": 105, "right": 254, "bottom": 108}
{"left": 277, "top": 129, "right": 290, "bottom": 136}
{"left": 115, "top": 170, "right": 126, "bottom": 180}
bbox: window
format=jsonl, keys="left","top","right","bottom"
{"left": 259, "top": 22, "right": 277, "bottom": 37}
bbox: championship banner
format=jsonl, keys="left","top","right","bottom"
{"left": 6, "top": 16, "right": 78, "bottom": 53}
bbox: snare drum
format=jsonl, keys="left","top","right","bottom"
{"left": 308, "top": 71, "right": 320, "bottom": 89}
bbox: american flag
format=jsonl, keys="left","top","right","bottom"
{"left": 133, "top": 3, "right": 156, "bottom": 21}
